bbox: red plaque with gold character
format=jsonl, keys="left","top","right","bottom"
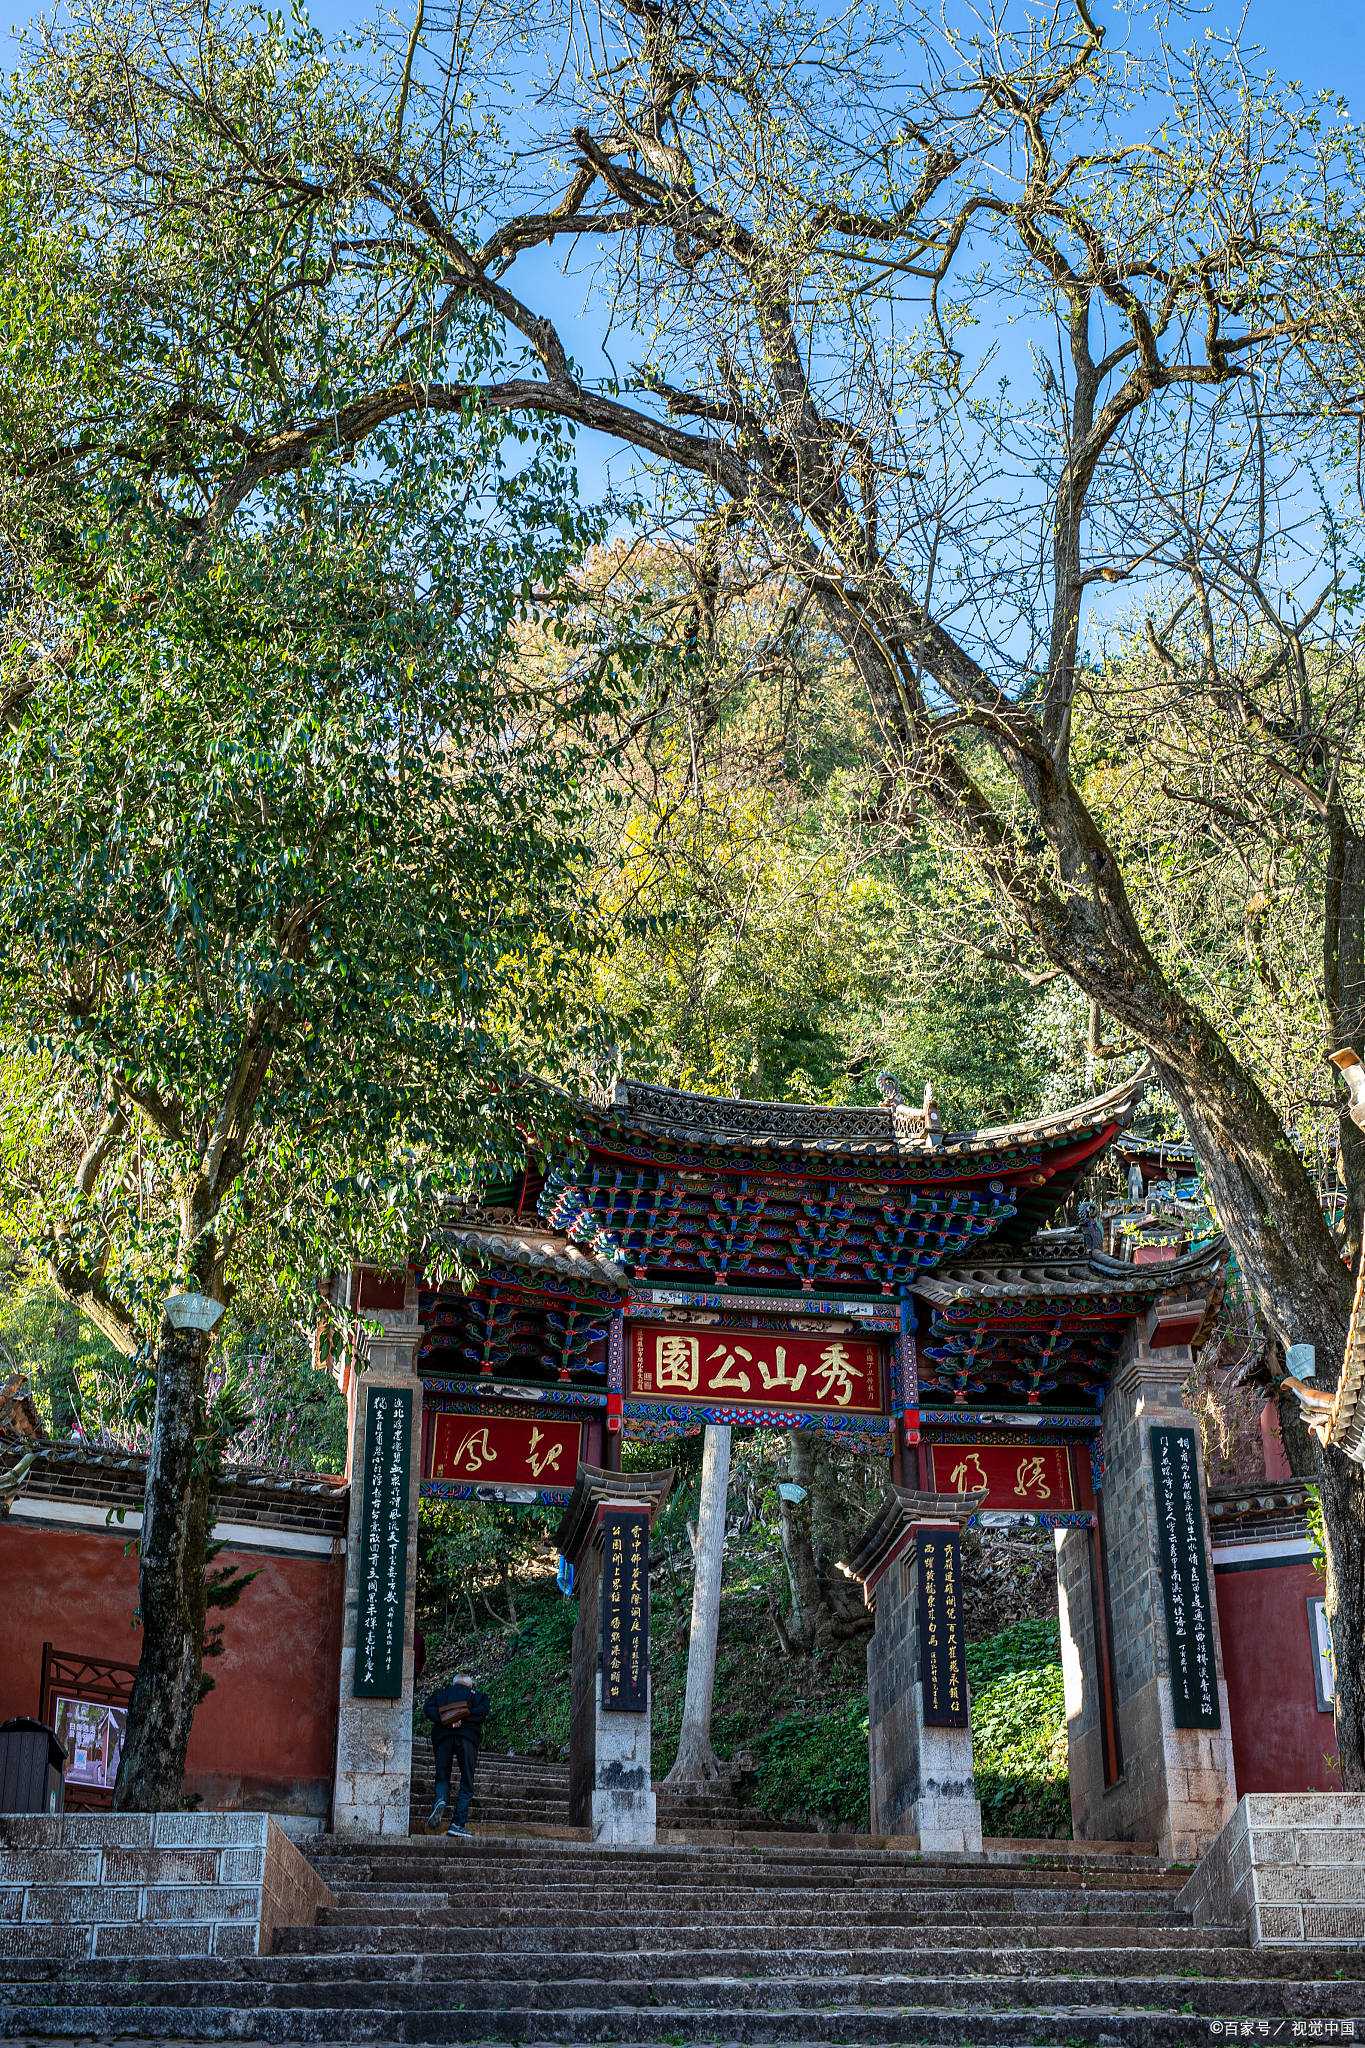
{"left": 429, "top": 1413, "right": 584, "bottom": 1489}
{"left": 928, "top": 1441, "right": 1075, "bottom": 1512}
{"left": 629, "top": 1324, "right": 883, "bottom": 1415}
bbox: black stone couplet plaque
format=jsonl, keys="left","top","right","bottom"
{"left": 917, "top": 1527, "right": 969, "bottom": 1728}
{"left": 1150, "top": 1424, "right": 1221, "bottom": 1730}
{"left": 600, "top": 1508, "right": 650, "bottom": 1712}
{"left": 354, "top": 1386, "right": 413, "bottom": 1699}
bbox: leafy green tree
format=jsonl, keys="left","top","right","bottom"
{"left": 0, "top": 17, "right": 609, "bottom": 1802}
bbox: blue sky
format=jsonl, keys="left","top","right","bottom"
{"left": 4, "top": 0, "right": 1361, "bottom": 507}
{"left": 5, "top": 0, "right": 1362, "bottom": 114}
{"left": 7, "top": 0, "right": 1358, "bottom": 99}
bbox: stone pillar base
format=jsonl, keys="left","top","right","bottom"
{"left": 1059, "top": 1342, "right": 1237, "bottom": 1863}
{"left": 592, "top": 1784, "right": 657, "bottom": 1845}
{"left": 332, "top": 1311, "right": 424, "bottom": 1836}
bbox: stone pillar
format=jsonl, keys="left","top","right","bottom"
{"left": 556, "top": 1463, "right": 674, "bottom": 1847}
{"left": 842, "top": 1488, "right": 985, "bottom": 1854}
{"left": 568, "top": 1537, "right": 656, "bottom": 1844}
{"left": 332, "top": 1303, "right": 423, "bottom": 1835}
{"left": 1057, "top": 1321, "right": 1238, "bottom": 1861}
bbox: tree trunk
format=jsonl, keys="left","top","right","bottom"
{"left": 665, "top": 1423, "right": 730, "bottom": 1786}
{"left": 48, "top": 1296, "right": 82, "bottom": 1439}
{"left": 1324, "top": 809, "right": 1365, "bottom": 1270}
{"left": 1316, "top": 1448, "right": 1365, "bottom": 1786}
{"left": 113, "top": 1320, "right": 212, "bottom": 1811}
{"left": 777, "top": 1431, "right": 874, "bottom": 1649}
{"left": 777, "top": 1430, "right": 824, "bottom": 1649}
{"left": 841, "top": 616, "right": 1365, "bottom": 1771}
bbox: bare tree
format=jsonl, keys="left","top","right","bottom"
{"left": 14, "top": 0, "right": 1365, "bottom": 1777}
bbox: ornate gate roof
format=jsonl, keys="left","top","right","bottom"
{"left": 405, "top": 1065, "right": 1223, "bottom": 1423}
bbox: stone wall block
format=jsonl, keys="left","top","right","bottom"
{"left": 140, "top": 1885, "right": 260, "bottom": 1924}
{"left": 1246, "top": 1792, "right": 1356, "bottom": 1827}
{"left": 0, "top": 1810, "right": 331, "bottom": 1960}
{"left": 1303, "top": 1906, "right": 1365, "bottom": 1941}
{"left": 258, "top": 1818, "right": 336, "bottom": 1955}
{"left": 0, "top": 1921, "right": 90, "bottom": 1959}
{"left": 1256, "top": 1904, "right": 1304, "bottom": 1940}
{"left": 1252, "top": 1829, "right": 1297, "bottom": 1865}
{"left": 1297, "top": 1828, "right": 1365, "bottom": 1863}
{"left": 0, "top": 1819, "right": 62, "bottom": 1852}
{"left": 101, "top": 1847, "right": 220, "bottom": 1886}
{"left": 1181, "top": 1792, "right": 1365, "bottom": 1946}
{"left": 213, "top": 1922, "right": 261, "bottom": 1957}
{"left": 22, "top": 1884, "right": 140, "bottom": 1924}
{"left": 60, "top": 1814, "right": 155, "bottom": 1847}
{"left": 0, "top": 1850, "right": 97, "bottom": 1884}
{"left": 1259, "top": 1864, "right": 1365, "bottom": 1904}
{"left": 93, "top": 1921, "right": 215, "bottom": 1958}
{"left": 152, "top": 1811, "right": 269, "bottom": 1849}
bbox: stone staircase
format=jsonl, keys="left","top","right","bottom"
{"left": 3, "top": 1831, "right": 1364, "bottom": 2044}
{"left": 409, "top": 1751, "right": 804, "bottom": 1838}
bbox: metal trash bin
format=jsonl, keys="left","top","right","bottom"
{"left": 0, "top": 1717, "right": 66, "bottom": 1814}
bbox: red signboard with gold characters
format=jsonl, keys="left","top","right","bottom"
{"left": 430, "top": 1413, "right": 583, "bottom": 1489}
{"left": 928, "top": 1441, "right": 1075, "bottom": 1512}
{"left": 630, "top": 1324, "right": 883, "bottom": 1415}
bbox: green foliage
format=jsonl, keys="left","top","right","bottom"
{"left": 965, "top": 1616, "right": 1063, "bottom": 1688}
{"left": 966, "top": 1618, "right": 1070, "bottom": 1839}
{"left": 751, "top": 1698, "right": 872, "bottom": 1834}
{"left": 564, "top": 550, "right": 1051, "bottom": 1122}
{"left": 0, "top": 1268, "right": 128, "bottom": 1436}
{"left": 0, "top": 0, "right": 617, "bottom": 1368}
{"left": 417, "top": 1500, "right": 560, "bottom": 1632}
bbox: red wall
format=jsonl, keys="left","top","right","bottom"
{"left": 0, "top": 1520, "right": 344, "bottom": 1817}
{"left": 1216, "top": 1557, "right": 1341, "bottom": 1794}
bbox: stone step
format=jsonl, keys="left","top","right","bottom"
{"left": 15, "top": 1940, "right": 1322, "bottom": 1986}
{"left": 315, "top": 1839, "right": 1176, "bottom": 1877}
{"left": 4, "top": 2001, "right": 1361, "bottom": 2045}
{"left": 321, "top": 1860, "right": 1186, "bottom": 1889}
{"left": 8, "top": 1971, "right": 1364, "bottom": 2017}
{"left": 315, "top": 1898, "right": 1185, "bottom": 1932}
{"left": 309, "top": 1859, "right": 1186, "bottom": 1884}
{"left": 317, "top": 1880, "right": 1186, "bottom": 1912}
{"left": 270, "top": 1925, "right": 1252, "bottom": 1957}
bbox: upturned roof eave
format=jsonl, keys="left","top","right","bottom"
{"left": 915, "top": 1232, "right": 1229, "bottom": 1310}
{"left": 572, "top": 1063, "right": 1151, "bottom": 1169}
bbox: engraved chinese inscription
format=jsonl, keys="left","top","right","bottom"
{"left": 429, "top": 1413, "right": 583, "bottom": 1488}
{"left": 917, "top": 1527, "right": 969, "bottom": 1729}
{"left": 354, "top": 1386, "right": 413, "bottom": 1700}
{"left": 1150, "top": 1424, "right": 1221, "bottom": 1730}
{"left": 600, "top": 1508, "right": 650, "bottom": 1713}
{"left": 631, "top": 1325, "right": 883, "bottom": 1415}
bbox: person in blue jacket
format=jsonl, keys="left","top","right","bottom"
{"left": 423, "top": 1670, "right": 490, "bottom": 1837}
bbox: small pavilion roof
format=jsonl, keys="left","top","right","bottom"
{"left": 436, "top": 1215, "right": 629, "bottom": 1293}
{"left": 839, "top": 1485, "right": 988, "bottom": 1604}
{"left": 914, "top": 1234, "right": 1229, "bottom": 1311}
{"left": 554, "top": 1462, "right": 676, "bottom": 1565}
{"left": 581, "top": 1065, "right": 1150, "bottom": 1167}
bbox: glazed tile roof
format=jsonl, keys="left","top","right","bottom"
{"left": 440, "top": 1216, "right": 629, "bottom": 1291}
{"left": 8, "top": 1441, "right": 348, "bottom": 1533}
{"left": 914, "top": 1235, "right": 1228, "bottom": 1310}
{"left": 581, "top": 1066, "right": 1150, "bottom": 1163}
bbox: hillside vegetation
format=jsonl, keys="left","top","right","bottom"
{"left": 416, "top": 1435, "right": 1071, "bottom": 1839}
